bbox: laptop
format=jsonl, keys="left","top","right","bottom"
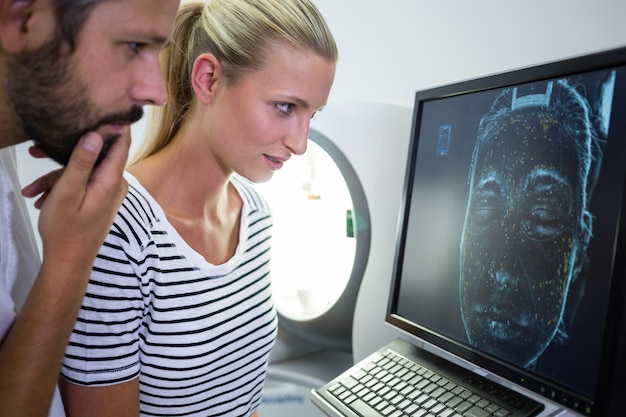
{"left": 312, "top": 46, "right": 626, "bottom": 417}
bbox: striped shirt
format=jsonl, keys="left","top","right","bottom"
{"left": 62, "top": 173, "right": 278, "bottom": 417}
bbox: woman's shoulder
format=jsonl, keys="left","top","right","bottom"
{"left": 108, "top": 172, "right": 164, "bottom": 250}
{"left": 231, "top": 174, "right": 271, "bottom": 214}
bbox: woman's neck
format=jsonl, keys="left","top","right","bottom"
{"left": 128, "top": 142, "right": 234, "bottom": 219}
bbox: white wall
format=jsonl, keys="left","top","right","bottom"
{"left": 315, "top": 0, "right": 626, "bottom": 107}
{"left": 305, "top": 0, "right": 626, "bottom": 362}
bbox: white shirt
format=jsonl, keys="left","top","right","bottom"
{"left": 62, "top": 173, "right": 277, "bottom": 416}
{"left": 0, "top": 146, "right": 65, "bottom": 417}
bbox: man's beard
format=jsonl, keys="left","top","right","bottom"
{"left": 4, "top": 34, "right": 143, "bottom": 166}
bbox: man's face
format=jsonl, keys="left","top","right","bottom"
{"left": 4, "top": 0, "right": 179, "bottom": 165}
{"left": 459, "top": 113, "right": 585, "bottom": 367}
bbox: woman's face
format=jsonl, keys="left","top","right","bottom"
{"left": 459, "top": 114, "right": 585, "bottom": 367}
{"left": 206, "top": 43, "right": 335, "bottom": 183}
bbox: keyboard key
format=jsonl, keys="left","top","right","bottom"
{"left": 342, "top": 376, "right": 359, "bottom": 389}
{"left": 438, "top": 407, "right": 456, "bottom": 417}
{"left": 349, "top": 398, "right": 379, "bottom": 417}
{"left": 430, "top": 403, "right": 446, "bottom": 415}
{"left": 476, "top": 399, "right": 491, "bottom": 409}
{"left": 494, "top": 407, "right": 513, "bottom": 417}
{"left": 454, "top": 400, "right": 472, "bottom": 413}
{"left": 445, "top": 395, "right": 463, "bottom": 408}
{"left": 464, "top": 405, "right": 491, "bottom": 417}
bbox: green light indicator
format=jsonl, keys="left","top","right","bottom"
{"left": 346, "top": 209, "right": 354, "bottom": 238}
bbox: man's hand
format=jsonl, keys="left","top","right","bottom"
{"left": 23, "top": 131, "right": 130, "bottom": 266}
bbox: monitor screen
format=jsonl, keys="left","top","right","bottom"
{"left": 386, "top": 46, "right": 626, "bottom": 416}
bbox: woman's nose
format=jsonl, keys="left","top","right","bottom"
{"left": 284, "top": 119, "right": 309, "bottom": 156}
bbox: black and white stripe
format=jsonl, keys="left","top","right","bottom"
{"left": 62, "top": 173, "right": 277, "bottom": 417}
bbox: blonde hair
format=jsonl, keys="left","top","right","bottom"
{"left": 129, "top": 0, "right": 338, "bottom": 166}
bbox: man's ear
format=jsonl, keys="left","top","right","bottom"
{"left": 191, "top": 53, "right": 222, "bottom": 104}
{"left": 0, "top": 0, "right": 54, "bottom": 54}
{"left": 0, "top": 0, "right": 34, "bottom": 53}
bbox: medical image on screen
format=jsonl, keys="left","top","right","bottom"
{"left": 459, "top": 77, "right": 613, "bottom": 370}
{"left": 395, "top": 66, "right": 625, "bottom": 398}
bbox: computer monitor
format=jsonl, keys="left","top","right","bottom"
{"left": 386, "top": 46, "right": 626, "bottom": 416}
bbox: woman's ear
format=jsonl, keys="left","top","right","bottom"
{"left": 0, "top": 0, "right": 55, "bottom": 54}
{"left": 191, "top": 53, "right": 222, "bottom": 104}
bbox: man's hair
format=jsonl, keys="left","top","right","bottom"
{"left": 52, "top": 0, "right": 104, "bottom": 51}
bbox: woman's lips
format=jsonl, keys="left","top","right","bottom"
{"left": 264, "top": 154, "right": 287, "bottom": 170}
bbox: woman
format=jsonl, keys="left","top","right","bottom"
{"left": 59, "top": 1, "right": 337, "bottom": 415}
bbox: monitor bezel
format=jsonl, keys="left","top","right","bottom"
{"left": 385, "top": 46, "right": 626, "bottom": 416}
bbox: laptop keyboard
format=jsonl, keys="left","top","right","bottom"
{"left": 317, "top": 348, "right": 544, "bottom": 417}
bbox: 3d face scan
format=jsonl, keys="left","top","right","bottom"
{"left": 459, "top": 79, "right": 602, "bottom": 368}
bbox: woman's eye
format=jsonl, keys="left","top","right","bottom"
{"left": 276, "top": 103, "right": 294, "bottom": 114}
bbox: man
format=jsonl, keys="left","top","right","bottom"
{"left": 0, "top": 0, "right": 178, "bottom": 415}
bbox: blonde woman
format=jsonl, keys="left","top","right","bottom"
{"left": 59, "top": 0, "right": 337, "bottom": 416}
